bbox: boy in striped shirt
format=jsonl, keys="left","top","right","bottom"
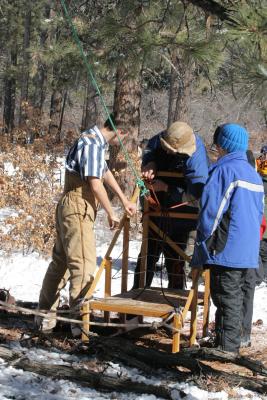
{"left": 36, "top": 115, "right": 136, "bottom": 336}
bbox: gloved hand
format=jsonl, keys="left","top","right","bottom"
{"left": 149, "top": 179, "right": 168, "bottom": 192}
{"left": 181, "top": 192, "right": 199, "bottom": 208}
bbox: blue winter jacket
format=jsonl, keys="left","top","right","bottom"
{"left": 191, "top": 151, "right": 264, "bottom": 269}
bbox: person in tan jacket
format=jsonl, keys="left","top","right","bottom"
{"left": 36, "top": 114, "right": 136, "bottom": 336}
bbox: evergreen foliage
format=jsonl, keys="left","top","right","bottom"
{"left": 0, "top": 0, "right": 266, "bottom": 135}
{"left": 223, "top": 1, "right": 267, "bottom": 109}
{"left": 0, "top": 0, "right": 266, "bottom": 254}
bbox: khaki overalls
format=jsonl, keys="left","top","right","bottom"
{"left": 38, "top": 170, "right": 97, "bottom": 325}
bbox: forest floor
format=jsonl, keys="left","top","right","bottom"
{"left": 1, "top": 307, "right": 267, "bottom": 399}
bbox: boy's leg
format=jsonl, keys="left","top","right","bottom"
{"left": 241, "top": 268, "right": 256, "bottom": 346}
{"left": 210, "top": 265, "right": 245, "bottom": 353}
{"left": 37, "top": 204, "right": 69, "bottom": 331}
{"left": 60, "top": 194, "right": 97, "bottom": 310}
{"left": 260, "top": 239, "right": 267, "bottom": 280}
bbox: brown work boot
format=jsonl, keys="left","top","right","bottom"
{"left": 71, "top": 323, "right": 82, "bottom": 338}
{"left": 34, "top": 314, "right": 57, "bottom": 333}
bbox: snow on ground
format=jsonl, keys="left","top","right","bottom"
{"left": 0, "top": 208, "right": 266, "bottom": 400}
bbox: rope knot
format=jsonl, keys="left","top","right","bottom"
{"left": 151, "top": 321, "right": 160, "bottom": 330}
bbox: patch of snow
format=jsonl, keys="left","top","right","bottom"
{"left": 3, "top": 162, "right": 18, "bottom": 176}
{"left": 0, "top": 208, "right": 267, "bottom": 399}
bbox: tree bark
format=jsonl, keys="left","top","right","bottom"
{"left": 32, "top": 3, "right": 50, "bottom": 116}
{"left": 0, "top": 344, "right": 175, "bottom": 399}
{"left": 188, "top": 347, "right": 267, "bottom": 376}
{"left": 3, "top": 48, "right": 17, "bottom": 133}
{"left": 49, "top": 87, "right": 63, "bottom": 139}
{"left": 2, "top": 337, "right": 266, "bottom": 395}
{"left": 81, "top": 80, "right": 99, "bottom": 131}
{"left": 56, "top": 90, "right": 68, "bottom": 142}
{"left": 167, "top": 48, "right": 193, "bottom": 127}
{"left": 89, "top": 337, "right": 267, "bottom": 395}
{"left": 108, "top": 63, "right": 142, "bottom": 197}
{"left": 19, "top": 4, "right": 31, "bottom": 125}
{"left": 113, "top": 64, "right": 142, "bottom": 151}
{"left": 48, "top": 17, "right": 64, "bottom": 141}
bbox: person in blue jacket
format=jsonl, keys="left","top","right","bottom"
{"left": 191, "top": 123, "right": 264, "bottom": 353}
{"left": 133, "top": 121, "right": 209, "bottom": 289}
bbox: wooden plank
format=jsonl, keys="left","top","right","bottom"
{"left": 116, "top": 287, "right": 204, "bottom": 304}
{"left": 90, "top": 284, "right": 206, "bottom": 318}
{"left": 148, "top": 211, "right": 198, "bottom": 220}
{"left": 104, "top": 257, "right": 112, "bottom": 322}
{"left": 84, "top": 226, "right": 125, "bottom": 301}
{"left": 157, "top": 171, "right": 184, "bottom": 178}
{"left": 181, "top": 289, "right": 195, "bottom": 322}
{"left": 189, "top": 269, "right": 201, "bottom": 346}
{"left": 81, "top": 302, "right": 90, "bottom": 342}
{"left": 104, "top": 258, "right": 112, "bottom": 297}
{"left": 202, "top": 269, "right": 210, "bottom": 337}
{"left": 149, "top": 220, "right": 191, "bottom": 262}
{"left": 121, "top": 218, "right": 130, "bottom": 293}
{"left": 105, "top": 186, "right": 140, "bottom": 260}
{"left": 84, "top": 186, "right": 140, "bottom": 300}
{"left": 90, "top": 299, "right": 173, "bottom": 318}
{"left": 172, "top": 313, "right": 181, "bottom": 353}
{"left": 139, "top": 197, "right": 149, "bottom": 287}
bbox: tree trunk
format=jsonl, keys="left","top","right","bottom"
{"left": 49, "top": 87, "right": 63, "bottom": 140}
{"left": 48, "top": 14, "right": 64, "bottom": 142}
{"left": 57, "top": 90, "right": 68, "bottom": 142}
{"left": 113, "top": 64, "right": 142, "bottom": 151}
{"left": 167, "top": 49, "right": 194, "bottom": 127}
{"left": 108, "top": 63, "right": 142, "bottom": 197}
{"left": 3, "top": 48, "right": 17, "bottom": 133}
{"left": 19, "top": 5, "right": 31, "bottom": 125}
{"left": 32, "top": 3, "right": 50, "bottom": 116}
{"left": 81, "top": 80, "right": 99, "bottom": 131}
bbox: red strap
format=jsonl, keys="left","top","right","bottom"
{"left": 261, "top": 215, "right": 266, "bottom": 240}
{"left": 169, "top": 201, "right": 189, "bottom": 209}
{"left": 144, "top": 179, "right": 193, "bottom": 212}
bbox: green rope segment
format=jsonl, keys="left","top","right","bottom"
{"left": 60, "top": 0, "right": 149, "bottom": 197}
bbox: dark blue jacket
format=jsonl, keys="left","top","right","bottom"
{"left": 191, "top": 152, "right": 264, "bottom": 269}
{"left": 142, "top": 133, "right": 209, "bottom": 209}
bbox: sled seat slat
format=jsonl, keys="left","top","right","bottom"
{"left": 90, "top": 297, "right": 172, "bottom": 318}
{"left": 90, "top": 287, "right": 204, "bottom": 318}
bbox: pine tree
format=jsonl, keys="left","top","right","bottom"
{"left": 223, "top": 1, "right": 267, "bottom": 115}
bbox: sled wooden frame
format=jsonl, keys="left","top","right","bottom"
{"left": 82, "top": 172, "right": 210, "bottom": 353}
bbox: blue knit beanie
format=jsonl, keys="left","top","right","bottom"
{"left": 217, "top": 123, "right": 249, "bottom": 153}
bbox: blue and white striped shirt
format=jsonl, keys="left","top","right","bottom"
{"left": 66, "top": 126, "right": 108, "bottom": 179}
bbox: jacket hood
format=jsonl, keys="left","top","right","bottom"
{"left": 209, "top": 151, "right": 248, "bottom": 174}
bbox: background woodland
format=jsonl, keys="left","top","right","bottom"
{"left": 0, "top": 0, "right": 266, "bottom": 255}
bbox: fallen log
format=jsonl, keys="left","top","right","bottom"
{"left": 187, "top": 347, "right": 267, "bottom": 377}
{"left": 91, "top": 336, "right": 206, "bottom": 373}
{"left": 87, "top": 337, "right": 267, "bottom": 394}
{"left": 1, "top": 314, "right": 267, "bottom": 396}
{"left": 0, "top": 344, "right": 179, "bottom": 399}
{"left": 90, "top": 336, "right": 267, "bottom": 375}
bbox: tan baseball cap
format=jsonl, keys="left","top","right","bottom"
{"left": 160, "top": 121, "right": 196, "bottom": 156}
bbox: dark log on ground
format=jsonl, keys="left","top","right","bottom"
{"left": 87, "top": 337, "right": 267, "bottom": 394}
{"left": 90, "top": 336, "right": 207, "bottom": 373}
{"left": 0, "top": 344, "right": 180, "bottom": 399}
{"left": 90, "top": 336, "right": 267, "bottom": 376}
{"left": 1, "top": 312, "right": 267, "bottom": 396}
{"left": 187, "top": 347, "right": 267, "bottom": 377}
